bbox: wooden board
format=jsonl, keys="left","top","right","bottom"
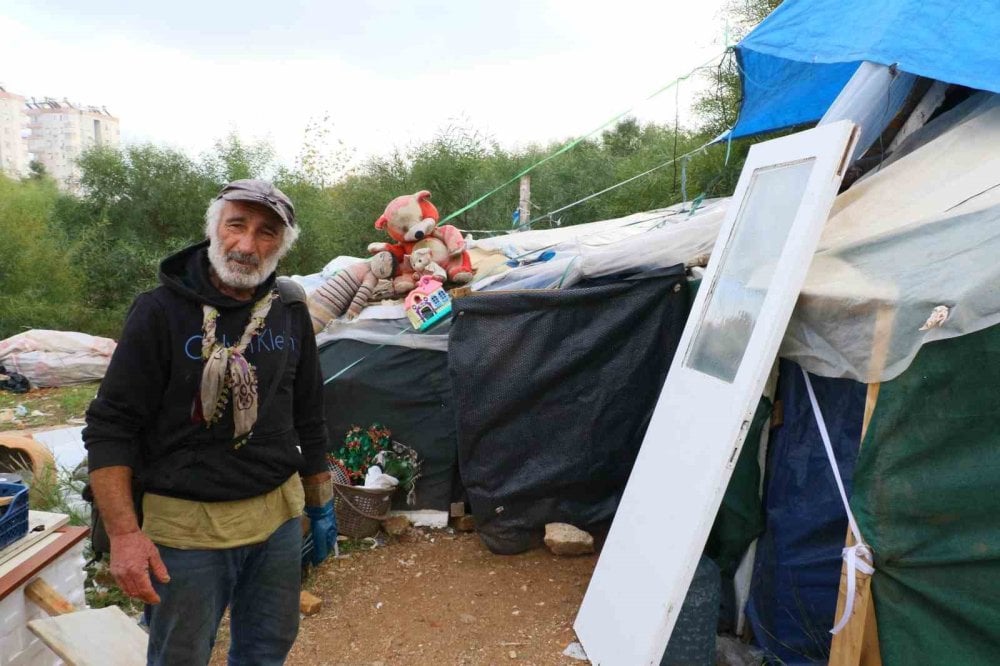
{"left": 25, "top": 577, "right": 77, "bottom": 615}
{"left": 829, "top": 382, "right": 883, "bottom": 666}
{"left": 0, "top": 527, "right": 88, "bottom": 603}
{"left": 0, "top": 511, "right": 70, "bottom": 568}
{"left": 28, "top": 606, "right": 148, "bottom": 666}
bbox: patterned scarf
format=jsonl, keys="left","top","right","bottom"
{"left": 200, "top": 291, "right": 277, "bottom": 441}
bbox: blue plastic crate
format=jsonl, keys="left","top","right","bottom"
{"left": 0, "top": 482, "right": 29, "bottom": 551}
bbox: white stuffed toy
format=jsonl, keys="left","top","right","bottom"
{"left": 408, "top": 247, "right": 447, "bottom": 282}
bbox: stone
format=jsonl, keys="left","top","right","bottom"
{"left": 562, "top": 642, "right": 589, "bottom": 661}
{"left": 382, "top": 514, "right": 411, "bottom": 536}
{"left": 715, "top": 635, "right": 765, "bottom": 666}
{"left": 543, "top": 523, "right": 595, "bottom": 556}
{"left": 451, "top": 515, "right": 476, "bottom": 532}
{"left": 459, "top": 613, "right": 476, "bottom": 624}
{"left": 299, "top": 591, "right": 322, "bottom": 616}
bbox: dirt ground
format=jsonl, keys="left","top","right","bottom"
{"left": 211, "top": 527, "right": 598, "bottom": 666}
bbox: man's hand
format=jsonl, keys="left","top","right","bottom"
{"left": 302, "top": 472, "right": 337, "bottom": 565}
{"left": 110, "top": 531, "right": 170, "bottom": 604}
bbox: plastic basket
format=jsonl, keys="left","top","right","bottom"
{"left": 332, "top": 482, "right": 394, "bottom": 539}
{"left": 0, "top": 482, "right": 29, "bottom": 551}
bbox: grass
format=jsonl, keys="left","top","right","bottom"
{"left": 0, "top": 382, "right": 99, "bottom": 432}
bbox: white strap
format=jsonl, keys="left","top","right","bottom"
{"left": 800, "top": 367, "right": 875, "bottom": 635}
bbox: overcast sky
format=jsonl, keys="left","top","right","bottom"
{"left": 2, "top": 1, "right": 730, "bottom": 167}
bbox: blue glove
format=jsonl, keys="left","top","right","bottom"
{"left": 304, "top": 500, "right": 337, "bottom": 565}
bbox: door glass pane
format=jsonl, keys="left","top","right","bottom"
{"left": 686, "top": 158, "right": 816, "bottom": 382}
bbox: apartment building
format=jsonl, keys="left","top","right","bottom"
{"left": 0, "top": 86, "right": 30, "bottom": 178}
{"left": 26, "top": 99, "right": 120, "bottom": 191}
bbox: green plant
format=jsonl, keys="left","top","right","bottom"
{"left": 27, "top": 462, "right": 89, "bottom": 527}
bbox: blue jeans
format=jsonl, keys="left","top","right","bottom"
{"left": 144, "top": 517, "right": 302, "bottom": 666}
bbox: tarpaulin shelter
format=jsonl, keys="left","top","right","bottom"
{"left": 306, "top": 2, "right": 1000, "bottom": 660}
{"left": 731, "top": 0, "right": 1000, "bottom": 138}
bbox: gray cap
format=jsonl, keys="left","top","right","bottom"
{"left": 215, "top": 179, "right": 295, "bottom": 228}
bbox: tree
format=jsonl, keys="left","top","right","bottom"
{"left": 694, "top": 0, "right": 784, "bottom": 137}
{"left": 27, "top": 160, "right": 48, "bottom": 181}
{"left": 203, "top": 132, "right": 276, "bottom": 183}
{"left": 295, "top": 114, "right": 355, "bottom": 188}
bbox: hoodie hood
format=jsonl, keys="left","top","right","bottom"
{"left": 158, "top": 240, "right": 277, "bottom": 309}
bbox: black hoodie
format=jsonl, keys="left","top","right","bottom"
{"left": 84, "top": 241, "right": 329, "bottom": 502}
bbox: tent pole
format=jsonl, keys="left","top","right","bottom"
{"left": 828, "top": 381, "right": 882, "bottom": 666}
{"left": 829, "top": 295, "right": 895, "bottom": 666}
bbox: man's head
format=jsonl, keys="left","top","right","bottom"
{"left": 204, "top": 180, "right": 299, "bottom": 290}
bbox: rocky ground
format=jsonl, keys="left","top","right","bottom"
{"left": 210, "top": 526, "right": 598, "bottom": 666}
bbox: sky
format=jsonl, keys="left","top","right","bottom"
{"left": 2, "top": 0, "right": 732, "bottom": 168}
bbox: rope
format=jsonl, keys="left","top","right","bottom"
{"left": 530, "top": 138, "right": 717, "bottom": 227}
{"left": 437, "top": 51, "right": 727, "bottom": 227}
{"left": 801, "top": 368, "right": 875, "bottom": 635}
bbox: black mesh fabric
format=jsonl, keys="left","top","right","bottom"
{"left": 318, "top": 340, "right": 459, "bottom": 511}
{"left": 448, "top": 266, "right": 690, "bottom": 553}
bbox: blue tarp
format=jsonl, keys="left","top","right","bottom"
{"left": 733, "top": 0, "right": 1000, "bottom": 137}
{"left": 746, "top": 360, "right": 866, "bottom": 664}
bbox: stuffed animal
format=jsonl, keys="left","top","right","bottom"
{"left": 368, "top": 190, "right": 474, "bottom": 291}
{"left": 409, "top": 247, "right": 447, "bottom": 282}
{"left": 307, "top": 252, "right": 396, "bottom": 332}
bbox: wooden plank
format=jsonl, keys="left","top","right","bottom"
{"left": 28, "top": 605, "right": 148, "bottom": 666}
{"left": 25, "top": 577, "right": 76, "bottom": 616}
{"left": 0, "top": 511, "right": 71, "bottom": 568}
{"left": 829, "top": 382, "right": 882, "bottom": 666}
{"left": 0, "top": 527, "right": 88, "bottom": 602}
{"left": 887, "top": 81, "right": 950, "bottom": 154}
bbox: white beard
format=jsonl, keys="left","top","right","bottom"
{"left": 207, "top": 230, "right": 282, "bottom": 290}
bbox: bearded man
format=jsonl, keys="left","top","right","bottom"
{"left": 84, "top": 180, "right": 336, "bottom": 666}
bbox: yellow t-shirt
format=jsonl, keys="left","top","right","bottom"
{"left": 142, "top": 473, "right": 304, "bottom": 549}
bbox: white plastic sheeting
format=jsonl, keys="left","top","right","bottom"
{"left": 0, "top": 330, "right": 116, "bottom": 387}
{"left": 472, "top": 200, "right": 728, "bottom": 291}
{"left": 784, "top": 92, "right": 1000, "bottom": 381}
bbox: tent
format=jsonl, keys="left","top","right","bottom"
{"left": 306, "top": 2, "right": 1000, "bottom": 661}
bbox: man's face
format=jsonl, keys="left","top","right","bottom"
{"left": 208, "top": 200, "right": 287, "bottom": 289}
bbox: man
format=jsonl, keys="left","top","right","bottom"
{"left": 84, "top": 180, "right": 336, "bottom": 665}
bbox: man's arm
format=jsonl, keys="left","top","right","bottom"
{"left": 293, "top": 303, "right": 331, "bottom": 480}
{"left": 84, "top": 293, "right": 171, "bottom": 603}
{"left": 90, "top": 466, "right": 169, "bottom": 604}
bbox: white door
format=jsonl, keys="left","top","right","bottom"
{"left": 574, "top": 120, "right": 858, "bottom": 666}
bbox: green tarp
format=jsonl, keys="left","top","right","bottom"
{"left": 853, "top": 325, "right": 1000, "bottom": 665}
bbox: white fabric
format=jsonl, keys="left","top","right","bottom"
{"left": 0, "top": 330, "right": 117, "bottom": 387}
{"left": 475, "top": 199, "right": 728, "bottom": 292}
{"left": 784, "top": 92, "right": 1000, "bottom": 381}
{"left": 801, "top": 368, "right": 874, "bottom": 635}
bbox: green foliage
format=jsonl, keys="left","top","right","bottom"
{"left": 27, "top": 159, "right": 48, "bottom": 181}
{"left": 28, "top": 462, "right": 89, "bottom": 527}
{"left": 0, "top": 176, "right": 88, "bottom": 338}
{"left": 203, "top": 132, "right": 276, "bottom": 183}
